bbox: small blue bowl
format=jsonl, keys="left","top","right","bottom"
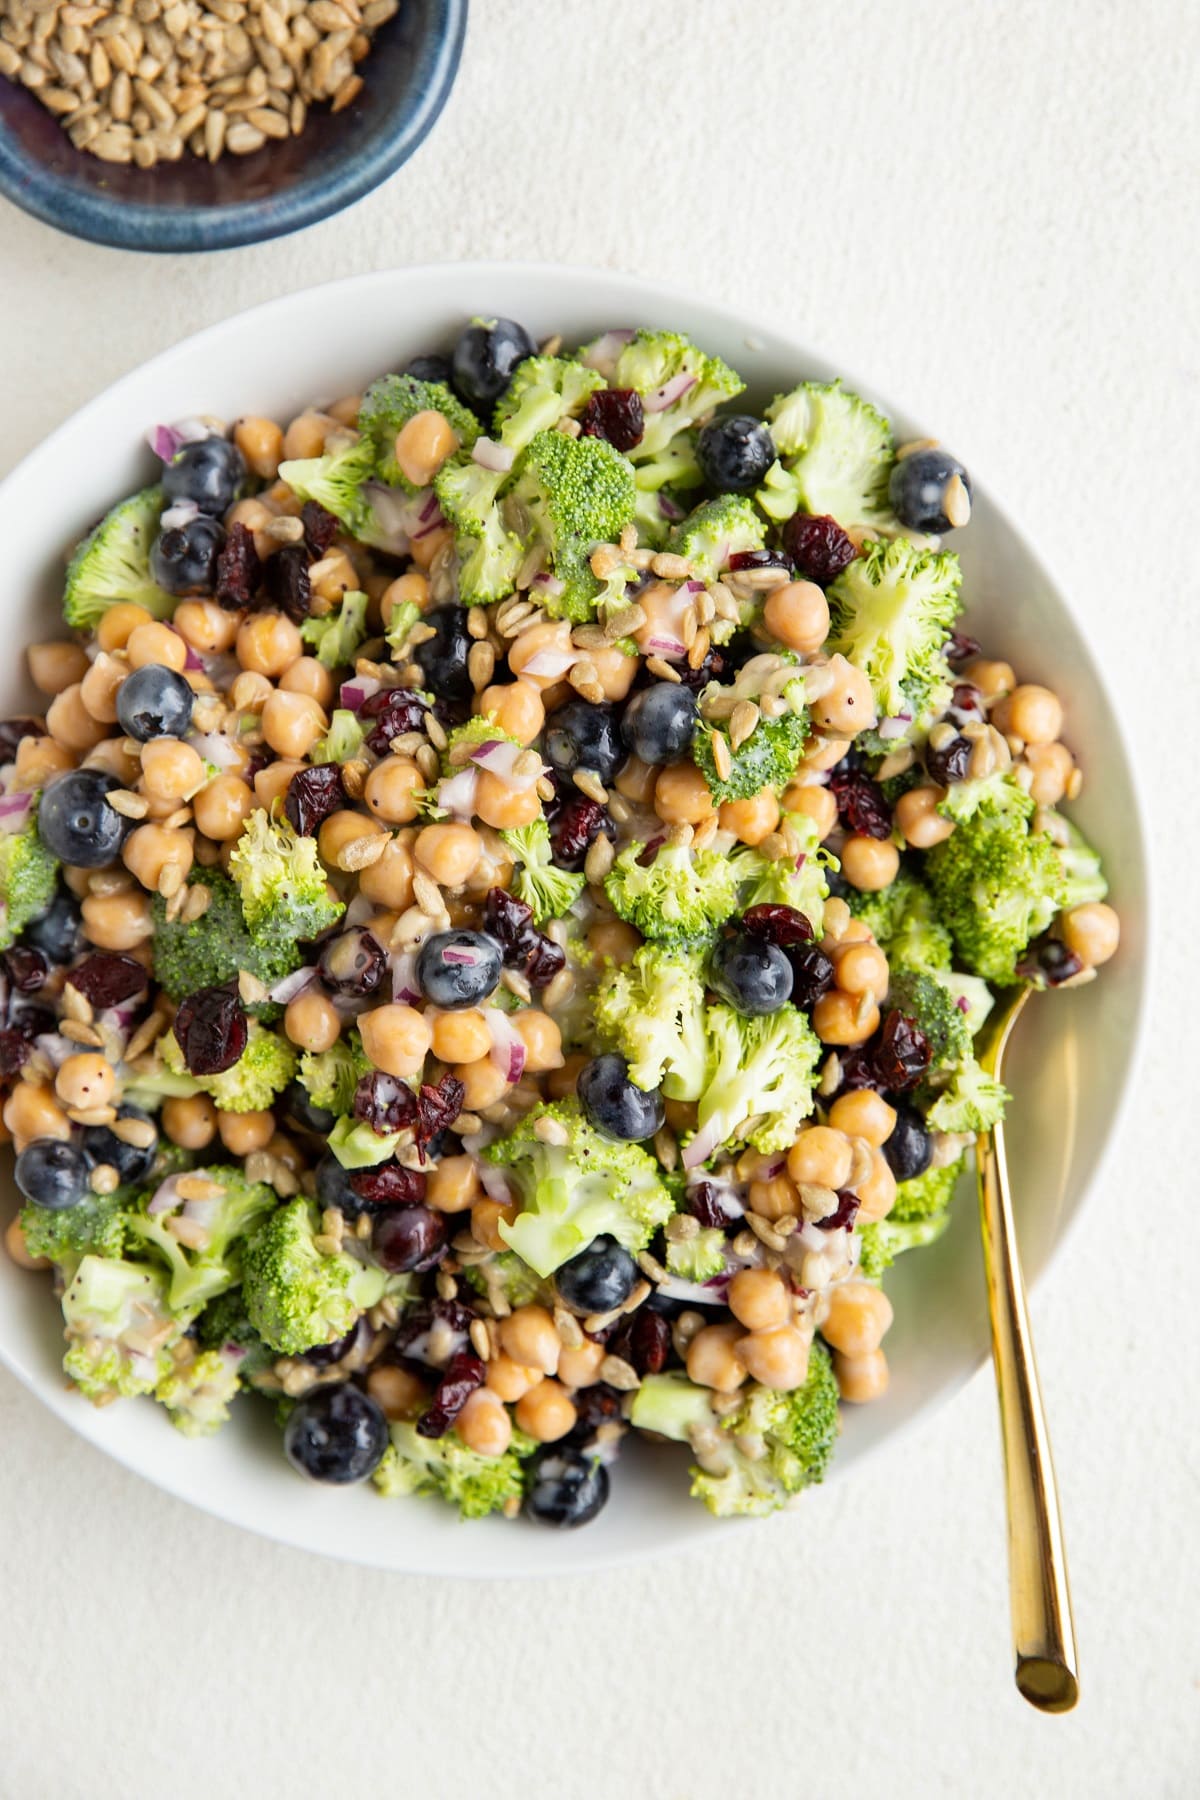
{"left": 0, "top": 0, "right": 466, "bottom": 253}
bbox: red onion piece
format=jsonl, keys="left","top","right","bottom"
{"left": 472, "top": 437, "right": 515, "bottom": 473}
{"left": 267, "top": 966, "right": 319, "bottom": 1004}
{"left": 521, "top": 647, "right": 576, "bottom": 679}
{"left": 654, "top": 1272, "right": 731, "bottom": 1305}
{"left": 339, "top": 676, "right": 382, "bottom": 712}
{"left": 469, "top": 739, "right": 546, "bottom": 789}
{"left": 0, "top": 791, "right": 33, "bottom": 834}
{"left": 34, "top": 1032, "right": 72, "bottom": 1069}
{"left": 482, "top": 1007, "right": 527, "bottom": 1083}
{"left": 436, "top": 766, "right": 479, "bottom": 819}
{"left": 644, "top": 371, "right": 696, "bottom": 413}
{"left": 878, "top": 716, "right": 911, "bottom": 740}
{"left": 579, "top": 328, "right": 634, "bottom": 378}
{"left": 388, "top": 949, "right": 421, "bottom": 1004}
{"left": 530, "top": 571, "right": 565, "bottom": 597}
{"left": 443, "top": 945, "right": 484, "bottom": 966}
{"left": 477, "top": 1161, "right": 514, "bottom": 1204}
{"left": 682, "top": 1119, "right": 722, "bottom": 1169}
{"left": 147, "top": 1173, "right": 188, "bottom": 1217}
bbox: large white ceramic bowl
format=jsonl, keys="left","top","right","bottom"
{"left": 0, "top": 265, "right": 1148, "bottom": 1576}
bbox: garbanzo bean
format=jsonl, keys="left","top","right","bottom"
{"left": 547, "top": 1051, "right": 589, "bottom": 1101}
{"left": 1025, "top": 741, "right": 1074, "bottom": 806}
{"left": 499, "top": 1305, "right": 561, "bottom": 1375}
{"left": 840, "top": 834, "right": 900, "bottom": 891}
{"left": 367, "top": 1363, "right": 428, "bottom": 1422}
{"left": 162, "top": 1093, "right": 218, "bottom": 1149}
{"left": 225, "top": 497, "right": 276, "bottom": 560}
{"left": 812, "top": 989, "right": 880, "bottom": 1047}
{"left": 800, "top": 734, "right": 853, "bottom": 774}
{"left": 828, "top": 1088, "right": 897, "bottom": 1147}
{"left": 478, "top": 680, "right": 545, "bottom": 745}
{"left": 737, "top": 1324, "right": 811, "bottom": 1390}
{"left": 996, "top": 683, "right": 1062, "bottom": 746}
{"left": 126, "top": 622, "right": 187, "bottom": 673}
{"left": 16, "top": 737, "right": 74, "bottom": 787}
{"left": 317, "top": 807, "right": 385, "bottom": 869}
{"left": 5, "top": 1213, "right": 50, "bottom": 1271}
{"left": 473, "top": 769, "right": 542, "bottom": 830}
{"left": 963, "top": 658, "right": 1014, "bottom": 702}
{"left": 414, "top": 822, "right": 482, "bottom": 887}
{"left": 486, "top": 1353, "right": 542, "bottom": 1402}
{"left": 1060, "top": 901, "right": 1120, "bottom": 968}
{"left": 781, "top": 781, "right": 838, "bottom": 840}
{"left": 587, "top": 918, "right": 641, "bottom": 964}
{"left": 394, "top": 410, "right": 459, "bottom": 488}
{"left": 506, "top": 619, "right": 574, "bottom": 688}
{"left": 747, "top": 1173, "right": 801, "bottom": 1221}
{"left": 284, "top": 989, "right": 341, "bottom": 1054}
{"left": 821, "top": 1281, "right": 894, "bottom": 1356}
{"left": 77, "top": 652, "right": 126, "bottom": 724}
{"left": 46, "top": 685, "right": 109, "bottom": 752}
{"left": 83, "top": 738, "right": 140, "bottom": 786}
{"left": 456, "top": 1387, "right": 513, "bottom": 1457}
{"left": 615, "top": 755, "right": 658, "bottom": 804}
{"left": 515, "top": 1379, "right": 577, "bottom": 1443}
{"left": 28, "top": 640, "right": 90, "bottom": 695}
{"left": 685, "top": 1321, "right": 747, "bottom": 1393}
{"left": 589, "top": 642, "right": 639, "bottom": 700}
{"left": 454, "top": 1057, "right": 510, "bottom": 1111}
{"left": 364, "top": 757, "right": 425, "bottom": 825}
{"left": 358, "top": 1003, "right": 431, "bottom": 1078}
{"left": 122, "top": 823, "right": 194, "bottom": 893}
{"left": 788, "top": 1126, "right": 853, "bottom": 1191}
{"left": 429, "top": 1009, "right": 491, "bottom": 1064}
{"left": 236, "top": 611, "right": 303, "bottom": 678}
{"left": 192, "top": 775, "right": 255, "bottom": 842}
{"left": 810, "top": 655, "right": 874, "bottom": 736}
{"left": 261, "top": 690, "right": 327, "bottom": 759}
{"left": 833, "top": 1347, "right": 889, "bottom": 1403}
{"left": 4, "top": 1081, "right": 71, "bottom": 1146}
{"left": 80, "top": 888, "right": 153, "bottom": 949}
{"left": 380, "top": 571, "right": 429, "bottom": 624}
{"left": 426, "top": 1154, "right": 482, "bottom": 1214}
{"left": 895, "top": 785, "right": 955, "bottom": 849}
{"left": 557, "top": 1338, "right": 606, "bottom": 1389}
{"left": 357, "top": 839, "right": 416, "bottom": 911}
{"left": 97, "top": 602, "right": 154, "bottom": 654}
{"left": 834, "top": 940, "right": 890, "bottom": 1000}
{"left": 728, "top": 1267, "right": 792, "bottom": 1332}
{"left": 471, "top": 1197, "right": 518, "bottom": 1253}
{"left": 655, "top": 761, "right": 714, "bottom": 824}
{"left": 514, "top": 1010, "right": 563, "bottom": 1072}
{"left": 763, "top": 580, "right": 830, "bottom": 654}
{"left": 854, "top": 1147, "right": 897, "bottom": 1223}
{"left": 254, "top": 759, "right": 305, "bottom": 812}
{"left": 140, "top": 738, "right": 205, "bottom": 803}
{"left": 233, "top": 415, "right": 284, "bottom": 480}
{"left": 279, "top": 657, "right": 336, "bottom": 708}
{"left": 282, "top": 409, "right": 337, "bottom": 461}
{"left": 719, "top": 790, "right": 780, "bottom": 846}
{"left": 217, "top": 1110, "right": 275, "bottom": 1155}
{"left": 55, "top": 1053, "right": 116, "bottom": 1111}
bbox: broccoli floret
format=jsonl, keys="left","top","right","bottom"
{"left": 485, "top": 1099, "right": 674, "bottom": 1278}
{"left": 20, "top": 1184, "right": 137, "bottom": 1266}
{"left": 62, "top": 485, "right": 173, "bottom": 629}
{"left": 507, "top": 430, "right": 636, "bottom": 621}
{"left": 493, "top": 355, "right": 605, "bottom": 453}
{"left": 848, "top": 868, "right": 952, "bottom": 973}
{"left": 327, "top": 1114, "right": 407, "bottom": 1169}
{"left": 892, "top": 1156, "right": 966, "bottom": 1222}
{"left": 313, "top": 709, "right": 367, "bottom": 764}
{"left": 151, "top": 864, "right": 301, "bottom": 1004}
{"left": 927, "top": 808, "right": 1065, "bottom": 984}
{"left": 857, "top": 1212, "right": 951, "bottom": 1278}
{"left": 127, "top": 1164, "right": 278, "bottom": 1311}
{"left": 1055, "top": 817, "right": 1109, "bottom": 908}
{"left": 666, "top": 494, "right": 766, "bottom": 583}
{"left": 756, "top": 381, "right": 895, "bottom": 529}
{"left": 931, "top": 969, "right": 994, "bottom": 1036}
{"left": 440, "top": 711, "right": 523, "bottom": 775}
{"left": 229, "top": 807, "right": 345, "bottom": 940}
{"left": 357, "top": 374, "right": 480, "bottom": 490}
{"left": 462, "top": 1250, "right": 554, "bottom": 1312}
{"left": 886, "top": 969, "right": 973, "bottom": 1071}
{"left": 826, "top": 537, "right": 962, "bottom": 723}
{"left": 299, "top": 589, "right": 369, "bottom": 670}
{"left": 732, "top": 812, "right": 832, "bottom": 936}
{"left": 298, "top": 1029, "right": 371, "bottom": 1115}
{"left": 593, "top": 942, "right": 708, "bottom": 1101}
{"left": 456, "top": 507, "right": 527, "bottom": 606}
{"left": 241, "top": 1197, "right": 387, "bottom": 1355}
{"left": 604, "top": 838, "right": 741, "bottom": 945}
{"left": 691, "top": 1004, "right": 821, "bottom": 1160}
{"left": 373, "top": 1420, "right": 536, "bottom": 1519}
{"left": 924, "top": 1059, "right": 1009, "bottom": 1134}
{"left": 384, "top": 599, "right": 424, "bottom": 660}
{"left": 632, "top": 431, "right": 704, "bottom": 498}
{"left": 155, "top": 1342, "right": 246, "bottom": 1436}
{"left": 500, "top": 819, "right": 585, "bottom": 925}
{"left": 612, "top": 330, "right": 745, "bottom": 460}
{"left": 665, "top": 1229, "right": 728, "bottom": 1283}
{"left": 433, "top": 454, "right": 509, "bottom": 537}
{"left": 61, "top": 1254, "right": 187, "bottom": 1403}
{"left": 0, "top": 812, "right": 59, "bottom": 951}
{"left": 692, "top": 695, "right": 809, "bottom": 804}
{"left": 194, "top": 1287, "right": 275, "bottom": 1385}
{"left": 937, "top": 768, "right": 1035, "bottom": 825}
{"left": 279, "top": 436, "right": 379, "bottom": 540}
{"left": 159, "top": 1022, "right": 296, "bottom": 1115}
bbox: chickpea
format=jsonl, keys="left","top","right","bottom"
{"left": 28, "top": 640, "right": 90, "bottom": 696}
{"left": 317, "top": 807, "right": 384, "bottom": 870}
{"left": 426, "top": 1154, "right": 482, "bottom": 1214}
{"left": 218, "top": 1110, "right": 276, "bottom": 1155}
{"left": 486, "top": 1353, "right": 542, "bottom": 1403}
{"left": 587, "top": 918, "right": 641, "bottom": 964}
{"left": 159, "top": 1093, "right": 217, "bottom": 1149}
{"left": 380, "top": 571, "right": 429, "bottom": 624}
{"left": 46, "top": 685, "right": 109, "bottom": 752}
{"left": 455, "top": 1386, "right": 513, "bottom": 1458}
{"left": 140, "top": 738, "right": 205, "bottom": 803}
{"left": 279, "top": 657, "right": 336, "bottom": 708}
{"left": 224, "top": 497, "right": 276, "bottom": 561}
{"left": 97, "top": 602, "right": 153, "bottom": 653}
{"left": 192, "top": 775, "right": 254, "bottom": 842}
{"left": 834, "top": 1347, "right": 889, "bottom": 1403}
{"left": 728, "top": 1267, "right": 792, "bottom": 1332}
{"left": 74, "top": 652, "right": 124, "bottom": 725}
{"left": 834, "top": 940, "right": 890, "bottom": 1000}
{"left": 686, "top": 1321, "right": 747, "bottom": 1393}
{"left": 811, "top": 655, "right": 875, "bottom": 737}
{"left": 781, "top": 781, "right": 838, "bottom": 840}
{"left": 394, "top": 410, "right": 460, "bottom": 488}
{"left": 547, "top": 1051, "right": 589, "bottom": 1102}
{"left": 4, "top": 1081, "right": 71, "bottom": 1146}
{"left": 282, "top": 409, "right": 337, "bottom": 461}
{"left": 16, "top": 736, "right": 74, "bottom": 787}
{"left": 963, "top": 658, "right": 1015, "bottom": 703}
{"left": 471, "top": 1197, "right": 518, "bottom": 1254}
{"left": 812, "top": 989, "right": 880, "bottom": 1047}
{"left": 719, "top": 789, "right": 780, "bottom": 846}
{"left": 1025, "top": 741, "right": 1074, "bottom": 807}
{"left": 233, "top": 415, "right": 284, "bottom": 480}
{"left": 895, "top": 786, "right": 955, "bottom": 849}
{"left": 589, "top": 642, "right": 639, "bottom": 701}
{"left": 1060, "top": 901, "right": 1120, "bottom": 969}
{"left": 454, "top": 1057, "right": 510, "bottom": 1111}
{"left": 515, "top": 1378, "right": 577, "bottom": 1443}
{"left": 310, "top": 548, "right": 359, "bottom": 602}
{"left": 81, "top": 888, "right": 153, "bottom": 949}
{"left": 414, "top": 822, "right": 482, "bottom": 887}
{"left": 514, "top": 1010, "right": 563, "bottom": 1072}
{"left": 429, "top": 1008, "right": 491, "bottom": 1064}
{"left": 995, "top": 683, "right": 1062, "bottom": 746}
{"left": 122, "top": 823, "right": 194, "bottom": 893}
{"left": 261, "top": 690, "right": 327, "bottom": 760}
{"left": 55, "top": 1053, "right": 116, "bottom": 1111}
{"left": 236, "top": 612, "right": 303, "bottom": 678}
{"left": 499, "top": 1305, "right": 561, "bottom": 1376}
{"left": 5, "top": 1213, "right": 50, "bottom": 1271}
{"left": 737, "top": 1324, "right": 811, "bottom": 1390}
{"left": 801, "top": 734, "right": 854, "bottom": 775}
{"left": 284, "top": 989, "right": 341, "bottom": 1054}
{"left": 840, "top": 833, "right": 900, "bottom": 892}
{"left": 788, "top": 1126, "right": 853, "bottom": 1191}
{"left": 367, "top": 1363, "right": 428, "bottom": 1422}
{"left": 506, "top": 619, "right": 574, "bottom": 689}
{"left": 358, "top": 839, "right": 416, "bottom": 911}
{"left": 821, "top": 1281, "right": 894, "bottom": 1357}
{"left": 632, "top": 580, "right": 691, "bottom": 656}
{"left": 557, "top": 1338, "right": 606, "bottom": 1389}
{"left": 229, "top": 670, "right": 274, "bottom": 713}
{"left": 411, "top": 523, "right": 456, "bottom": 571}
{"left": 358, "top": 1003, "right": 431, "bottom": 1079}
{"left": 655, "top": 761, "right": 715, "bottom": 825}
{"left": 254, "top": 759, "right": 304, "bottom": 812}
{"left": 84, "top": 738, "right": 141, "bottom": 787}
{"left": 126, "top": 621, "right": 185, "bottom": 672}
{"left": 473, "top": 769, "right": 542, "bottom": 830}
{"left": 360, "top": 756, "right": 422, "bottom": 826}
{"left": 763, "top": 580, "right": 830, "bottom": 654}
{"left": 828, "top": 1089, "right": 897, "bottom": 1147}
{"left": 615, "top": 755, "right": 658, "bottom": 805}
{"left": 478, "top": 680, "right": 545, "bottom": 746}
{"left": 747, "top": 1173, "right": 801, "bottom": 1222}
{"left": 854, "top": 1147, "right": 897, "bottom": 1223}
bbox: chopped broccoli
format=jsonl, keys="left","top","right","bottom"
{"left": 501, "top": 818, "right": 585, "bottom": 924}
{"left": 1055, "top": 817, "right": 1109, "bottom": 908}
{"left": 826, "top": 537, "right": 962, "bottom": 723}
{"left": 313, "top": 709, "right": 367, "bottom": 765}
{"left": 357, "top": 374, "right": 480, "bottom": 490}
{"left": 462, "top": 1250, "right": 554, "bottom": 1311}
{"left": 433, "top": 453, "right": 509, "bottom": 536}
{"left": 756, "top": 381, "right": 895, "bottom": 529}
{"left": 631, "top": 430, "right": 704, "bottom": 499}
{"left": 931, "top": 969, "right": 994, "bottom": 1036}
{"left": 493, "top": 355, "right": 605, "bottom": 453}
{"left": 924, "top": 1059, "right": 1009, "bottom": 1134}
{"left": 848, "top": 868, "right": 952, "bottom": 973}
{"left": 298, "top": 1029, "right": 371, "bottom": 1115}
{"left": 926, "top": 807, "right": 1065, "bottom": 984}
{"left": 241, "top": 1197, "right": 388, "bottom": 1355}
{"left": 666, "top": 494, "right": 765, "bottom": 583}
{"left": 440, "top": 711, "right": 523, "bottom": 774}
{"left": 891, "top": 1157, "right": 966, "bottom": 1223}
{"left": 158, "top": 1022, "right": 296, "bottom": 1116}
{"left": 486, "top": 1099, "right": 674, "bottom": 1277}
{"left": 194, "top": 1287, "right": 275, "bottom": 1387}
{"left": 61, "top": 1255, "right": 186, "bottom": 1404}
{"left": 604, "top": 838, "right": 741, "bottom": 945}
{"left": 384, "top": 599, "right": 423, "bottom": 659}
{"left": 0, "top": 812, "right": 59, "bottom": 951}
{"left": 62, "top": 485, "right": 174, "bottom": 629}
{"left": 665, "top": 1229, "right": 728, "bottom": 1283}
{"left": 373, "top": 1420, "right": 536, "bottom": 1519}
{"left": 456, "top": 506, "right": 527, "bottom": 606}
{"left": 612, "top": 330, "right": 745, "bottom": 460}
{"left": 20, "top": 1184, "right": 137, "bottom": 1266}
{"left": 856, "top": 1157, "right": 967, "bottom": 1277}
{"left": 155, "top": 1342, "right": 246, "bottom": 1436}
{"left": 151, "top": 864, "right": 301, "bottom": 1004}
{"left": 732, "top": 811, "right": 832, "bottom": 936}
{"left": 127, "top": 1165, "right": 278, "bottom": 1311}
{"left": 278, "top": 436, "right": 379, "bottom": 540}
{"left": 229, "top": 807, "right": 345, "bottom": 940}
{"left": 692, "top": 692, "right": 809, "bottom": 804}
{"left": 327, "top": 1114, "right": 407, "bottom": 1169}
{"left": 593, "top": 942, "right": 708, "bottom": 1100}
{"left": 885, "top": 969, "right": 973, "bottom": 1071}
{"left": 506, "top": 430, "right": 636, "bottom": 621}
{"left": 299, "top": 589, "right": 369, "bottom": 670}
{"left": 937, "top": 768, "right": 1035, "bottom": 825}
{"left": 693, "top": 1003, "right": 821, "bottom": 1158}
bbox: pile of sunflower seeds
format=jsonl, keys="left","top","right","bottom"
{"left": 0, "top": 0, "right": 400, "bottom": 166}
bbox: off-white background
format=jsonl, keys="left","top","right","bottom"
{"left": 0, "top": 2, "right": 1196, "bottom": 1795}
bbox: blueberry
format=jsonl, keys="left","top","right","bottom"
{"left": 416, "top": 930, "right": 502, "bottom": 1009}
{"left": 162, "top": 437, "right": 246, "bottom": 517}
{"left": 696, "top": 415, "right": 776, "bottom": 494}
{"left": 116, "top": 663, "right": 195, "bottom": 741}
{"left": 150, "top": 516, "right": 225, "bottom": 596}
{"left": 372, "top": 1204, "right": 447, "bottom": 1273}
{"left": 304, "top": 1318, "right": 370, "bottom": 1369}
{"left": 22, "top": 885, "right": 84, "bottom": 962}
{"left": 37, "top": 769, "right": 130, "bottom": 867}
{"left": 882, "top": 1104, "right": 934, "bottom": 1182}
{"left": 577, "top": 1053, "right": 664, "bottom": 1141}
{"left": 710, "top": 933, "right": 794, "bottom": 1016}
{"left": 888, "top": 449, "right": 973, "bottom": 534}
{"left": 403, "top": 353, "right": 454, "bottom": 385}
{"left": 283, "top": 1384, "right": 389, "bottom": 1484}
{"left": 14, "top": 1138, "right": 90, "bottom": 1210}
{"left": 524, "top": 1445, "right": 610, "bottom": 1529}
{"left": 451, "top": 317, "right": 537, "bottom": 409}
{"left": 556, "top": 1234, "right": 639, "bottom": 1314}
{"left": 620, "top": 683, "right": 697, "bottom": 765}
{"left": 315, "top": 1152, "right": 358, "bottom": 1212}
{"left": 412, "top": 603, "right": 472, "bottom": 703}
{"left": 282, "top": 1081, "right": 337, "bottom": 1135}
{"left": 543, "top": 699, "right": 623, "bottom": 784}
{"left": 81, "top": 1106, "right": 158, "bottom": 1185}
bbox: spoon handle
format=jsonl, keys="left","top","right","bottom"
{"left": 977, "top": 1113, "right": 1080, "bottom": 1712}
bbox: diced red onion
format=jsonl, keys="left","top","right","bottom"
{"left": 644, "top": 635, "right": 686, "bottom": 659}
{"left": 530, "top": 571, "right": 565, "bottom": 597}
{"left": 482, "top": 1007, "right": 526, "bottom": 1083}
{"left": 147, "top": 1173, "right": 188, "bottom": 1217}
{"left": 268, "top": 966, "right": 319, "bottom": 1004}
{"left": 388, "top": 949, "right": 421, "bottom": 1004}
{"left": 436, "top": 766, "right": 479, "bottom": 819}
{"left": 469, "top": 739, "right": 546, "bottom": 789}
{"left": 0, "top": 791, "right": 33, "bottom": 834}
{"left": 411, "top": 502, "right": 448, "bottom": 541}
{"left": 340, "top": 676, "right": 382, "bottom": 712}
{"left": 644, "top": 371, "right": 697, "bottom": 413}
{"left": 579, "top": 328, "right": 634, "bottom": 378}
{"left": 344, "top": 891, "right": 376, "bottom": 929}
{"left": 685, "top": 580, "right": 704, "bottom": 594}
{"left": 682, "top": 1119, "right": 722, "bottom": 1169}
{"left": 659, "top": 493, "right": 685, "bottom": 523}
{"left": 472, "top": 438, "right": 515, "bottom": 474}
{"left": 655, "top": 1272, "right": 730, "bottom": 1305}
{"left": 418, "top": 489, "right": 441, "bottom": 523}
{"left": 878, "top": 716, "right": 911, "bottom": 741}
{"left": 186, "top": 729, "right": 243, "bottom": 772}
{"left": 361, "top": 482, "right": 422, "bottom": 554}
{"left": 147, "top": 424, "right": 183, "bottom": 463}
{"left": 521, "top": 647, "right": 577, "bottom": 679}
{"left": 956, "top": 994, "right": 971, "bottom": 1014}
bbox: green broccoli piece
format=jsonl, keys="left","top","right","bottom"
{"left": 493, "top": 355, "right": 605, "bottom": 453}
{"left": 456, "top": 506, "right": 527, "bottom": 606}
{"left": 155, "top": 1341, "right": 246, "bottom": 1436}
{"left": 440, "top": 712, "right": 523, "bottom": 774}
{"left": 151, "top": 864, "right": 301, "bottom": 1005}
{"left": 127, "top": 1164, "right": 278, "bottom": 1311}
{"left": 937, "top": 768, "right": 1035, "bottom": 825}
{"left": 241, "top": 1197, "right": 388, "bottom": 1355}
{"left": 228, "top": 807, "right": 345, "bottom": 940}
{"left": 612, "top": 330, "right": 745, "bottom": 460}
{"left": 194, "top": 1287, "right": 275, "bottom": 1386}
{"left": 826, "top": 537, "right": 962, "bottom": 723}
{"left": 847, "top": 868, "right": 953, "bottom": 974}
{"left": 0, "top": 811, "right": 59, "bottom": 951}
{"left": 665, "top": 1228, "right": 728, "bottom": 1283}
{"left": 756, "top": 381, "right": 895, "bottom": 529}
{"left": 892, "top": 1157, "right": 966, "bottom": 1222}
{"left": 20, "top": 1184, "right": 137, "bottom": 1266}
{"left": 462, "top": 1250, "right": 554, "bottom": 1312}
{"left": 604, "top": 838, "right": 741, "bottom": 945}
{"left": 666, "top": 494, "right": 766, "bottom": 583}
{"left": 732, "top": 811, "right": 833, "bottom": 937}
{"left": 357, "top": 374, "right": 480, "bottom": 490}
{"left": 62, "top": 485, "right": 174, "bottom": 629}
{"left": 313, "top": 709, "right": 367, "bottom": 765}
{"left": 692, "top": 694, "right": 809, "bottom": 804}
{"left": 158, "top": 1022, "right": 296, "bottom": 1116}
{"left": 692, "top": 1003, "right": 821, "bottom": 1159}
{"left": 924, "top": 1060, "right": 1009, "bottom": 1134}
{"left": 299, "top": 589, "right": 369, "bottom": 670}
{"left": 631, "top": 430, "right": 704, "bottom": 499}
{"left": 885, "top": 969, "right": 973, "bottom": 1071}
{"left": 298, "top": 1029, "right": 371, "bottom": 1116}
{"left": 927, "top": 808, "right": 1065, "bottom": 984}
{"left": 500, "top": 818, "right": 585, "bottom": 924}
{"left": 373, "top": 1420, "right": 536, "bottom": 1519}
{"left": 433, "top": 454, "right": 509, "bottom": 537}
{"left": 506, "top": 430, "right": 636, "bottom": 621}
{"left": 278, "top": 437, "right": 380, "bottom": 541}
{"left": 856, "top": 1156, "right": 967, "bottom": 1277}
{"left": 327, "top": 1114, "right": 408, "bottom": 1169}
{"left": 593, "top": 942, "right": 708, "bottom": 1101}
{"left": 1055, "top": 817, "right": 1109, "bottom": 908}
{"left": 485, "top": 1098, "right": 674, "bottom": 1277}
{"left": 930, "top": 969, "right": 994, "bottom": 1036}
{"left": 61, "top": 1255, "right": 187, "bottom": 1404}
{"left": 384, "top": 600, "right": 424, "bottom": 660}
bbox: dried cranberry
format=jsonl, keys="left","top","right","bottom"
{"left": 173, "top": 984, "right": 248, "bottom": 1075}
{"left": 1017, "top": 937, "right": 1083, "bottom": 988}
{"left": 781, "top": 512, "right": 858, "bottom": 586}
{"left": 829, "top": 767, "right": 893, "bottom": 840}
{"left": 676, "top": 646, "right": 731, "bottom": 692}
{"left": 925, "top": 734, "right": 972, "bottom": 786}
{"left": 391, "top": 1298, "right": 475, "bottom": 1364}
{"left": 265, "top": 543, "right": 312, "bottom": 621}
{"left": 483, "top": 887, "right": 537, "bottom": 962}
{"left": 687, "top": 1180, "right": 743, "bottom": 1229}
{"left": 3, "top": 946, "right": 47, "bottom": 992}
{"left": 578, "top": 387, "right": 645, "bottom": 452}
{"left": 372, "top": 1204, "right": 446, "bottom": 1274}
{"left": 835, "top": 1045, "right": 880, "bottom": 1093}
{"left": 0, "top": 1029, "right": 33, "bottom": 1076}
{"left": 873, "top": 1011, "right": 931, "bottom": 1091}
{"left": 566, "top": 1382, "right": 625, "bottom": 1441}
{"left": 817, "top": 1190, "right": 860, "bottom": 1232}
{"left": 742, "top": 903, "right": 814, "bottom": 947}
{"left": 727, "top": 548, "right": 791, "bottom": 573}
{"left": 353, "top": 1070, "right": 418, "bottom": 1136}
{"left": 0, "top": 719, "right": 45, "bottom": 762}
{"left": 67, "top": 952, "right": 147, "bottom": 1008}
{"left": 319, "top": 928, "right": 386, "bottom": 996}
{"left": 549, "top": 794, "right": 612, "bottom": 871}
{"left": 525, "top": 933, "right": 566, "bottom": 988}
{"left": 607, "top": 1308, "right": 671, "bottom": 1376}
{"left": 359, "top": 687, "right": 429, "bottom": 755}
{"left": 946, "top": 630, "right": 982, "bottom": 665}
{"left": 949, "top": 683, "right": 985, "bottom": 726}
{"left": 785, "top": 943, "right": 836, "bottom": 1007}
{"left": 284, "top": 763, "right": 345, "bottom": 837}
{"left": 416, "top": 1348, "right": 486, "bottom": 1438}
{"left": 416, "top": 1072, "right": 465, "bottom": 1152}
{"left": 301, "top": 500, "right": 339, "bottom": 559}
{"left": 213, "top": 521, "right": 261, "bottom": 609}
{"left": 348, "top": 1161, "right": 427, "bottom": 1206}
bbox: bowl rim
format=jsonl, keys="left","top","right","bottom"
{"left": 0, "top": 0, "right": 467, "bottom": 253}
{"left": 0, "top": 262, "right": 1153, "bottom": 1576}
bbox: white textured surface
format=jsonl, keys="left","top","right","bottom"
{"left": 0, "top": 1, "right": 1196, "bottom": 1794}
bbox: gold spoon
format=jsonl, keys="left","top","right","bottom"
{"left": 975, "top": 985, "right": 1080, "bottom": 1713}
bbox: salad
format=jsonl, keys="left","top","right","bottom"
{"left": 0, "top": 317, "right": 1120, "bottom": 1529}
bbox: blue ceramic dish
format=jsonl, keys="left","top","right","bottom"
{"left": 0, "top": 0, "right": 466, "bottom": 253}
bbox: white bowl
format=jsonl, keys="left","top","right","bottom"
{"left": 0, "top": 264, "right": 1149, "bottom": 1577}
